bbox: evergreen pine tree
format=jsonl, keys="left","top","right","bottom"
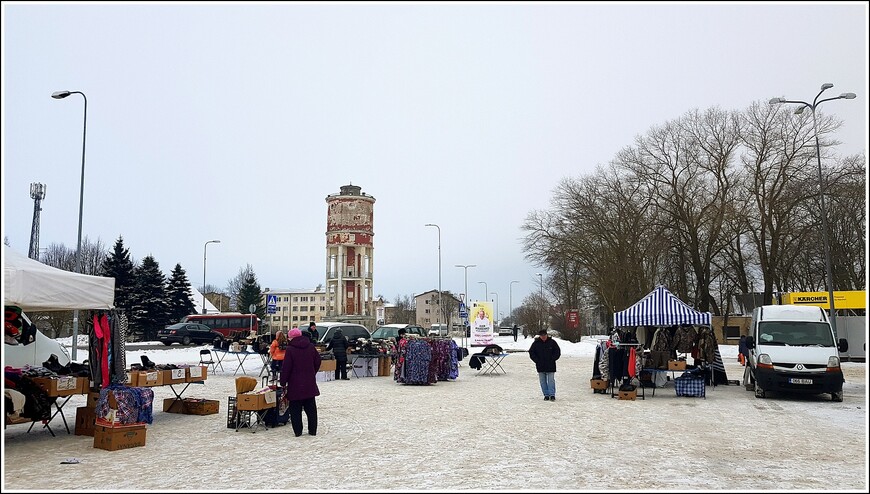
{"left": 99, "top": 236, "right": 136, "bottom": 314}
{"left": 237, "top": 272, "right": 265, "bottom": 320}
{"left": 166, "top": 263, "right": 197, "bottom": 323}
{"left": 129, "top": 255, "right": 170, "bottom": 341}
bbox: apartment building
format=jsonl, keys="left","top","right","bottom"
{"left": 414, "top": 289, "right": 461, "bottom": 329}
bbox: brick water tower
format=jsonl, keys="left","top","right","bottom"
{"left": 325, "top": 184, "right": 375, "bottom": 329}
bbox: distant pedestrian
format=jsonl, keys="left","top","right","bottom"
{"left": 326, "top": 328, "right": 350, "bottom": 380}
{"left": 512, "top": 324, "right": 519, "bottom": 342}
{"left": 280, "top": 327, "right": 322, "bottom": 436}
{"left": 308, "top": 321, "right": 320, "bottom": 344}
{"left": 529, "top": 329, "right": 561, "bottom": 401}
{"left": 738, "top": 335, "right": 748, "bottom": 366}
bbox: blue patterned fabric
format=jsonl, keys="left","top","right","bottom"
{"left": 95, "top": 385, "right": 155, "bottom": 424}
{"left": 674, "top": 374, "right": 705, "bottom": 397}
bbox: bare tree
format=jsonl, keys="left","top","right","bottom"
{"left": 28, "top": 237, "right": 108, "bottom": 337}
{"left": 226, "top": 264, "right": 256, "bottom": 311}
{"left": 392, "top": 294, "right": 416, "bottom": 324}
{"left": 615, "top": 108, "right": 741, "bottom": 313}
{"left": 738, "top": 100, "right": 842, "bottom": 303}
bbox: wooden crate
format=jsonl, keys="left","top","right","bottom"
{"left": 617, "top": 389, "right": 637, "bottom": 401}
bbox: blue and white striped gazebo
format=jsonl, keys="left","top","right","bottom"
{"left": 613, "top": 285, "right": 711, "bottom": 327}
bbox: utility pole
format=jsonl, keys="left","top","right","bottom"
{"left": 28, "top": 183, "right": 46, "bottom": 260}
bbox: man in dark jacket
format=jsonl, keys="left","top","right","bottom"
{"left": 308, "top": 321, "right": 320, "bottom": 344}
{"left": 280, "top": 328, "right": 322, "bottom": 436}
{"left": 528, "top": 329, "right": 561, "bottom": 401}
{"left": 326, "top": 329, "right": 350, "bottom": 380}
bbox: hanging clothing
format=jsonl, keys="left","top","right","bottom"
{"left": 672, "top": 326, "right": 697, "bottom": 354}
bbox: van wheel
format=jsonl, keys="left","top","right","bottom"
{"left": 832, "top": 391, "right": 843, "bottom": 402}
{"left": 754, "top": 382, "right": 766, "bottom": 399}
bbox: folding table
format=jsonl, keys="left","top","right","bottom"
{"left": 476, "top": 353, "right": 508, "bottom": 376}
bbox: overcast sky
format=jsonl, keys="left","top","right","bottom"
{"left": 2, "top": 2, "right": 867, "bottom": 314}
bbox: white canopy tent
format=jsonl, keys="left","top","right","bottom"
{"left": 3, "top": 246, "right": 115, "bottom": 312}
{"left": 3, "top": 246, "right": 115, "bottom": 366}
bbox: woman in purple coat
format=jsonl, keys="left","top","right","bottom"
{"left": 280, "top": 327, "right": 322, "bottom": 436}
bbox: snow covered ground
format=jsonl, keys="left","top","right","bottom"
{"left": 2, "top": 335, "right": 867, "bottom": 491}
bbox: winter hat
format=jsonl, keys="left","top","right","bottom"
{"left": 538, "top": 329, "right": 548, "bottom": 336}
{"left": 289, "top": 328, "right": 302, "bottom": 339}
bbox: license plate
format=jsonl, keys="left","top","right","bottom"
{"left": 789, "top": 378, "right": 813, "bottom": 385}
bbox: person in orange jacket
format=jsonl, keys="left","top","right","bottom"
{"left": 269, "top": 331, "right": 288, "bottom": 380}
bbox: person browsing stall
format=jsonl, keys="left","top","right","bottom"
{"left": 529, "top": 329, "right": 561, "bottom": 401}
{"left": 280, "top": 327, "right": 322, "bottom": 436}
{"left": 326, "top": 328, "right": 350, "bottom": 380}
{"left": 308, "top": 321, "right": 320, "bottom": 343}
{"left": 268, "top": 330, "right": 288, "bottom": 380}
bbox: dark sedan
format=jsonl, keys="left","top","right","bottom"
{"left": 158, "top": 323, "right": 223, "bottom": 346}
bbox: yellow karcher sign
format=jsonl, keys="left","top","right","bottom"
{"left": 781, "top": 291, "right": 867, "bottom": 310}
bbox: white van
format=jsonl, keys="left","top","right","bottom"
{"left": 428, "top": 324, "right": 449, "bottom": 337}
{"left": 744, "top": 304, "right": 848, "bottom": 402}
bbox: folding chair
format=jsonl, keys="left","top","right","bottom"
{"left": 200, "top": 349, "right": 217, "bottom": 373}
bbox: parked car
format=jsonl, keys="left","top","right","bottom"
{"left": 498, "top": 326, "right": 513, "bottom": 336}
{"left": 371, "top": 323, "right": 427, "bottom": 341}
{"left": 158, "top": 323, "right": 224, "bottom": 346}
{"left": 427, "top": 324, "right": 449, "bottom": 337}
{"left": 312, "top": 322, "right": 372, "bottom": 345}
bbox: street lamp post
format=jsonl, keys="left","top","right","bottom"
{"left": 51, "top": 90, "right": 87, "bottom": 361}
{"left": 490, "top": 292, "right": 499, "bottom": 326}
{"left": 770, "top": 83, "right": 856, "bottom": 338}
{"left": 455, "top": 264, "right": 476, "bottom": 347}
{"left": 509, "top": 280, "right": 519, "bottom": 325}
{"left": 424, "top": 224, "right": 442, "bottom": 325}
{"left": 536, "top": 273, "right": 544, "bottom": 332}
{"left": 477, "top": 281, "right": 488, "bottom": 304}
{"left": 203, "top": 240, "right": 221, "bottom": 314}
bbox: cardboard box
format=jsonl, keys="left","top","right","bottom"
{"left": 668, "top": 360, "right": 687, "bottom": 371}
{"left": 31, "top": 376, "right": 82, "bottom": 397}
{"left": 93, "top": 423, "right": 147, "bottom": 451}
{"left": 131, "top": 370, "right": 163, "bottom": 387}
{"left": 378, "top": 356, "right": 391, "bottom": 376}
{"left": 75, "top": 407, "right": 96, "bottom": 436}
{"left": 77, "top": 377, "right": 91, "bottom": 394}
{"left": 186, "top": 365, "right": 208, "bottom": 382}
{"left": 320, "top": 360, "right": 336, "bottom": 372}
{"left": 183, "top": 398, "right": 220, "bottom": 415}
{"left": 617, "top": 389, "right": 637, "bottom": 401}
{"left": 163, "top": 368, "right": 187, "bottom": 385}
{"left": 590, "top": 379, "right": 608, "bottom": 390}
{"left": 315, "top": 371, "right": 333, "bottom": 383}
{"left": 163, "top": 398, "right": 186, "bottom": 414}
{"left": 236, "top": 391, "right": 276, "bottom": 411}
{"left": 87, "top": 391, "right": 101, "bottom": 409}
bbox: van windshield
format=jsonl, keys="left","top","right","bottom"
{"left": 757, "top": 321, "right": 834, "bottom": 347}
